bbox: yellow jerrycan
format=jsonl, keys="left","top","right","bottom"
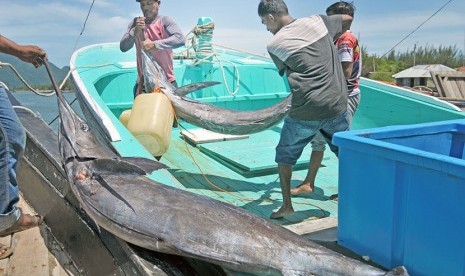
{"left": 119, "top": 109, "right": 132, "bottom": 127}
{"left": 126, "top": 93, "right": 174, "bottom": 156}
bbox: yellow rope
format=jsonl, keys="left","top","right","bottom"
{"left": 156, "top": 89, "right": 328, "bottom": 218}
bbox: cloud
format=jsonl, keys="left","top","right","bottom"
{"left": 0, "top": 1, "right": 140, "bottom": 67}
{"left": 353, "top": 9, "right": 464, "bottom": 55}
{"left": 1, "top": 1, "right": 463, "bottom": 67}
{"left": 210, "top": 28, "right": 272, "bottom": 56}
{"left": 74, "top": 0, "right": 113, "bottom": 8}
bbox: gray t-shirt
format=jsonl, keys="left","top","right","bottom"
{"left": 267, "top": 15, "right": 348, "bottom": 120}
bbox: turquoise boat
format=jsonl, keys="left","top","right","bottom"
{"left": 70, "top": 41, "right": 465, "bottom": 269}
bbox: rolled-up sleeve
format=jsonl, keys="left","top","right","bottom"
{"left": 153, "top": 16, "right": 186, "bottom": 50}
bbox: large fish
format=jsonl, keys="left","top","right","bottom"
{"left": 42, "top": 60, "right": 407, "bottom": 275}
{"left": 140, "top": 51, "right": 291, "bottom": 135}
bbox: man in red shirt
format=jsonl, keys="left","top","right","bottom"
{"left": 120, "top": 0, "right": 185, "bottom": 97}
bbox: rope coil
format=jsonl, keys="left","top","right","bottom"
{"left": 183, "top": 21, "right": 241, "bottom": 97}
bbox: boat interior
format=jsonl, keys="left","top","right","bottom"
{"left": 71, "top": 43, "right": 465, "bottom": 227}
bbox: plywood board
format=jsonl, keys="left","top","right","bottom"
{"left": 198, "top": 129, "right": 324, "bottom": 175}
{"left": 181, "top": 128, "right": 249, "bottom": 144}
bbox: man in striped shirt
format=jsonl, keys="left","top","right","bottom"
{"left": 258, "top": 0, "right": 352, "bottom": 219}
{"left": 291, "top": 1, "right": 361, "bottom": 201}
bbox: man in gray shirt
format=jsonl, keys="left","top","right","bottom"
{"left": 258, "top": 0, "right": 352, "bottom": 219}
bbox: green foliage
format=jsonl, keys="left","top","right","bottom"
{"left": 2, "top": 44, "right": 464, "bottom": 90}
{"left": 369, "top": 72, "right": 395, "bottom": 82}
{"left": 362, "top": 44, "right": 464, "bottom": 82}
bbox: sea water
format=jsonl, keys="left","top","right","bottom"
{"left": 11, "top": 90, "right": 82, "bottom": 132}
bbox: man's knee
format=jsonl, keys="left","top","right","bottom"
{"left": 9, "top": 123, "right": 26, "bottom": 154}
{"left": 311, "top": 140, "right": 326, "bottom": 151}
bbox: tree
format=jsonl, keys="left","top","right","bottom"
{"left": 362, "top": 44, "right": 463, "bottom": 82}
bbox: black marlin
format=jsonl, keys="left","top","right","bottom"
{"left": 140, "top": 51, "right": 292, "bottom": 135}
{"left": 42, "top": 59, "right": 408, "bottom": 275}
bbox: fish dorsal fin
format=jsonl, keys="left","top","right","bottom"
{"left": 120, "top": 157, "right": 168, "bottom": 174}
{"left": 174, "top": 81, "right": 221, "bottom": 96}
{"left": 91, "top": 157, "right": 167, "bottom": 175}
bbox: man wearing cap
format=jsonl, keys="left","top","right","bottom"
{"left": 120, "top": 0, "right": 185, "bottom": 97}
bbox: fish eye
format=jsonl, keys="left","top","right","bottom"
{"left": 80, "top": 123, "right": 89, "bottom": 132}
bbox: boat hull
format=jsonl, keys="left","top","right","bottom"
{"left": 70, "top": 42, "right": 465, "bottom": 274}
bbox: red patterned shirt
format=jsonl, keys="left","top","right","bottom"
{"left": 335, "top": 31, "right": 361, "bottom": 96}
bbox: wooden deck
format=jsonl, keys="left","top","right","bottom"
{"left": 0, "top": 197, "right": 75, "bottom": 276}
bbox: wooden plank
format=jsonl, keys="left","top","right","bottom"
{"left": 443, "top": 78, "right": 459, "bottom": 98}
{"left": 448, "top": 79, "right": 461, "bottom": 98}
{"left": 180, "top": 129, "right": 248, "bottom": 144}
{"left": 435, "top": 75, "right": 447, "bottom": 97}
{"left": 436, "top": 71, "right": 465, "bottom": 78}
{"left": 430, "top": 73, "right": 444, "bottom": 97}
{"left": 432, "top": 71, "right": 465, "bottom": 100}
{"left": 285, "top": 216, "right": 338, "bottom": 242}
{"left": 198, "top": 130, "right": 315, "bottom": 173}
{"left": 456, "top": 80, "right": 465, "bottom": 98}
{"left": 8, "top": 200, "right": 51, "bottom": 276}
{"left": 450, "top": 79, "right": 465, "bottom": 99}
{"left": 285, "top": 217, "right": 337, "bottom": 235}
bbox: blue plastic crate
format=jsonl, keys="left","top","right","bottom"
{"left": 333, "top": 119, "right": 465, "bottom": 276}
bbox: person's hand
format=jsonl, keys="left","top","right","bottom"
{"left": 134, "top": 16, "right": 146, "bottom": 36}
{"left": 17, "top": 45, "right": 47, "bottom": 68}
{"left": 142, "top": 39, "right": 156, "bottom": 51}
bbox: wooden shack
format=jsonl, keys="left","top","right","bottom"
{"left": 392, "top": 64, "right": 455, "bottom": 89}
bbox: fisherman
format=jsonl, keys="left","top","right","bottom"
{"left": 258, "top": 0, "right": 352, "bottom": 219}
{"left": 120, "top": 0, "right": 186, "bottom": 98}
{"left": 291, "top": 1, "right": 362, "bottom": 201}
{"left": 0, "top": 34, "right": 46, "bottom": 259}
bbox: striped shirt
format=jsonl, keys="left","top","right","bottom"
{"left": 268, "top": 15, "right": 347, "bottom": 120}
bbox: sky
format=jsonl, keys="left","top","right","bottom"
{"left": 0, "top": 0, "right": 464, "bottom": 68}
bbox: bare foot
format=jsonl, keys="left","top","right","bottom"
{"left": 290, "top": 183, "right": 314, "bottom": 196}
{"left": 329, "top": 194, "right": 338, "bottom": 201}
{"left": 0, "top": 243, "right": 12, "bottom": 260}
{"left": 0, "top": 208, "right": 44, "bottom": 237}
{"left": 270, "top": 206, "right": 294, "bottom": 219}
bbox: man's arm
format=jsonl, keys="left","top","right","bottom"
{"left": 341, "top": 62, "right": 353, "bottom": 79}
{"left": 120, "top": 19, "right": 137, "bottom": 52}
{"left": 269, "top": 52, "right": 287, "bottom": 77}
{"left": 337, "top": 34, "right": 358, "bottom": 80}
{"left": 0, "top": 35, "right": 47, "bottom": 67}
{"left": 341, "top": 15, "right": 353, "bottom": 34}
{"left": 322, "top": 15, "right": 353, "bottom": 41}
{"left": 148, "top": 16, "right": 185, "bottom": 51}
